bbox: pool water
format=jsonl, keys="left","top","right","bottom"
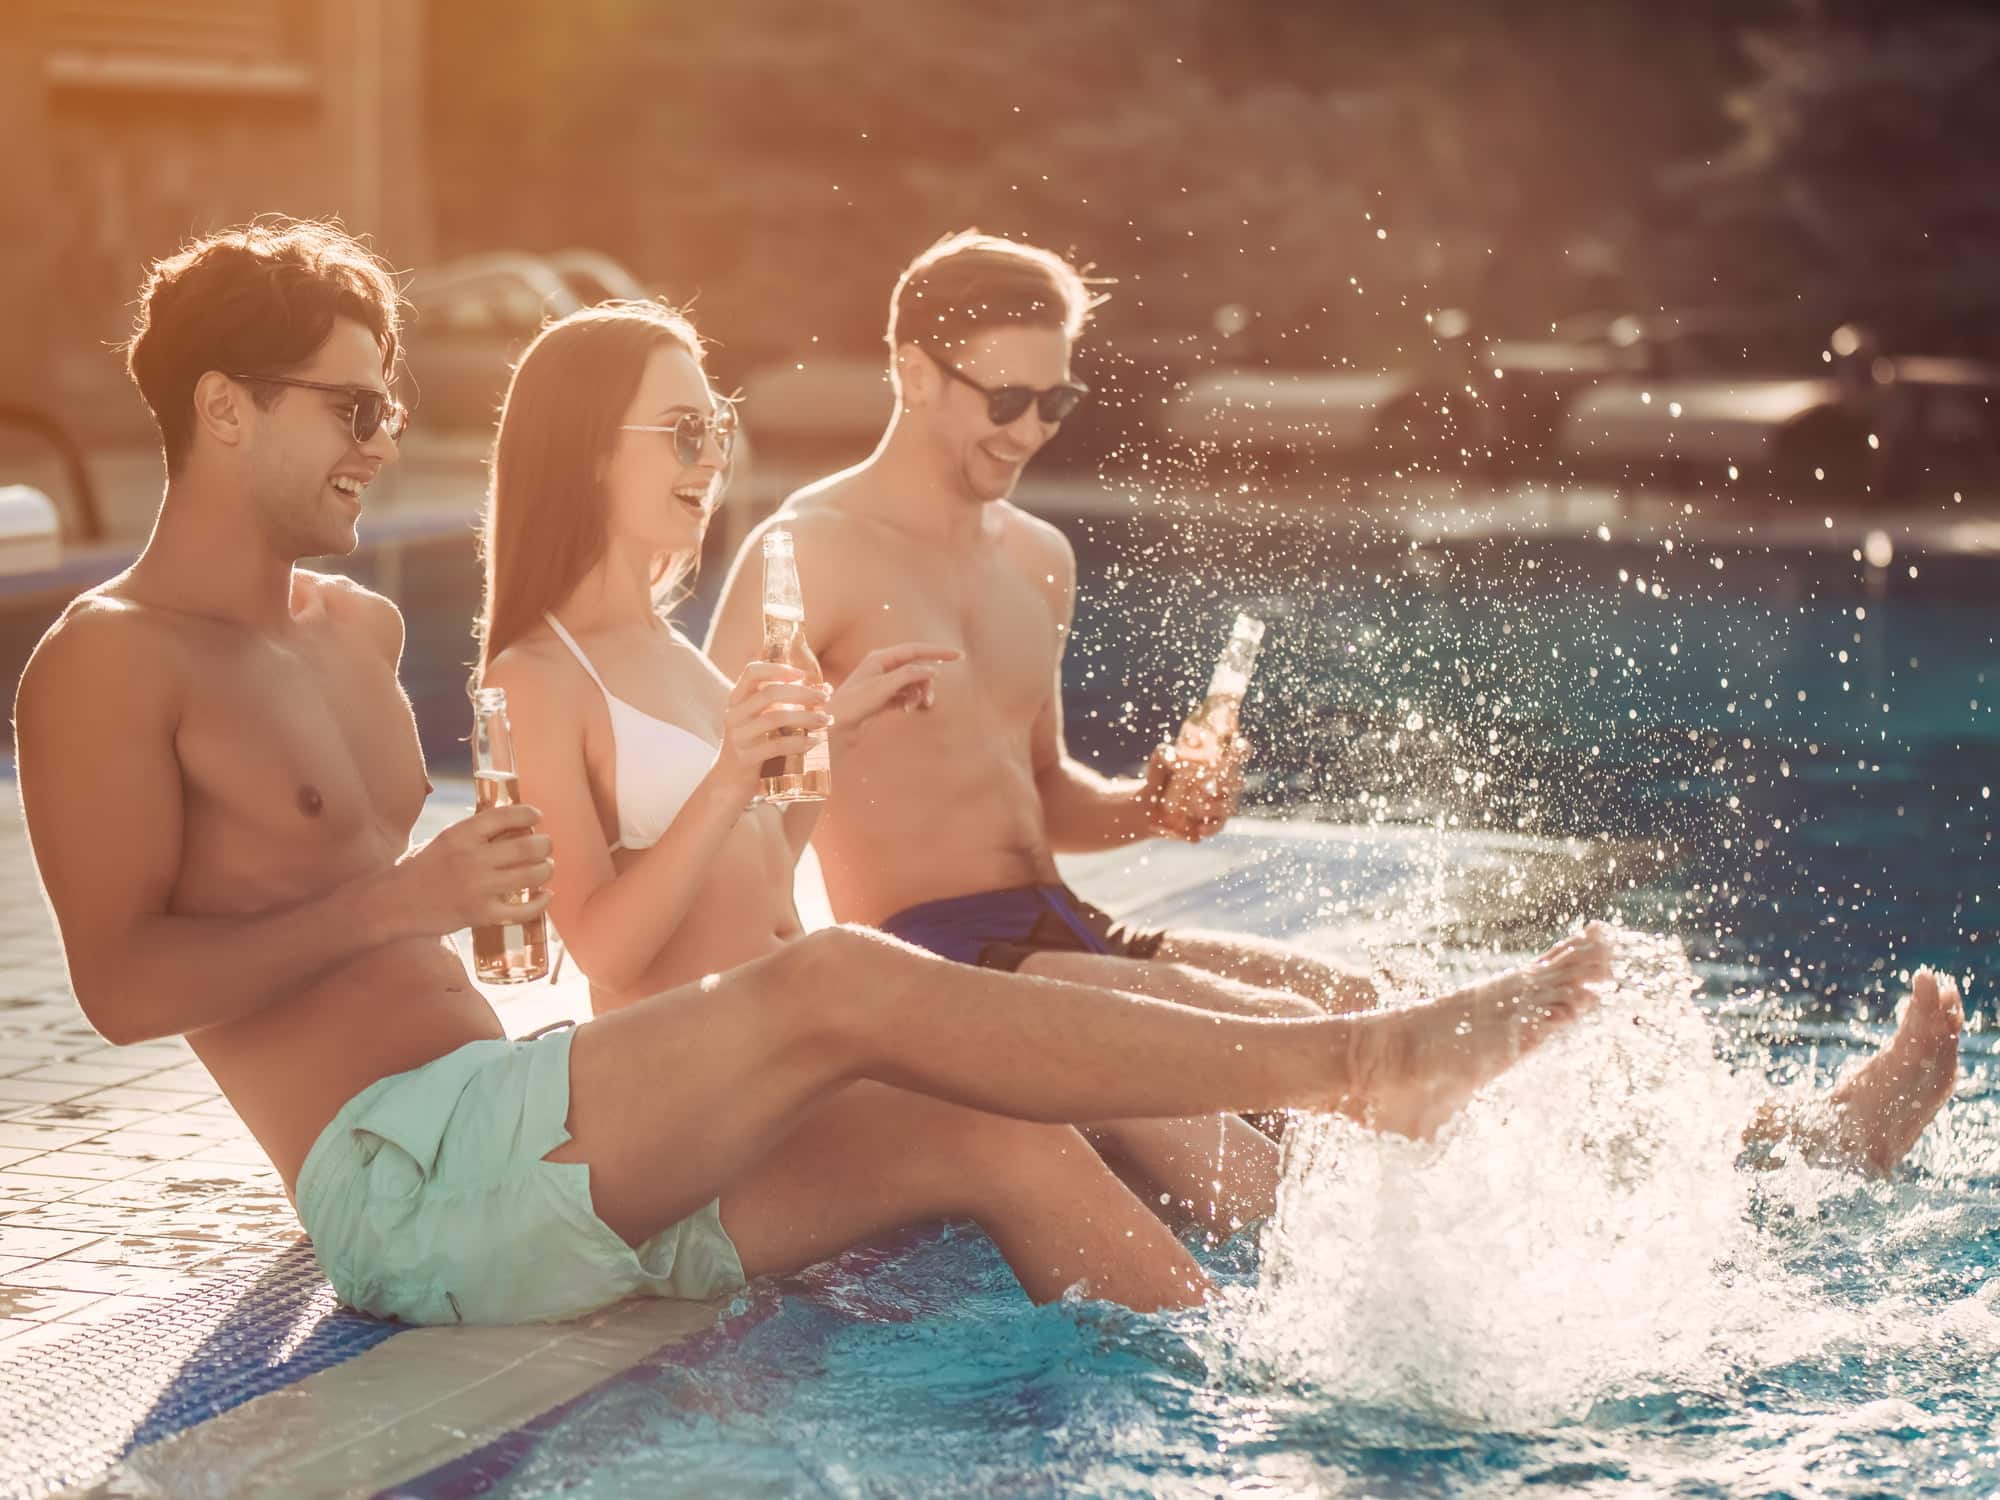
{"left": 381, "top": 500, "right": 1996, "bottom": 1499}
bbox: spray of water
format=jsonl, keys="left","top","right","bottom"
{"left": 1224, "top": 927, "right": 1896, "bottom": 1428}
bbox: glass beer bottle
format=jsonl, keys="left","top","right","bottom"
{"left": 470, "top": 686, "right": 550, "bottom": 982}
{"left": 757, "top": 529, "right": 832, "bottom": 804}
{"left": 1165, "top": 612, "right": 1266, "bottom": 818}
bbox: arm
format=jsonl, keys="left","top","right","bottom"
{"left": 15, "top": 605, "right": 549, "bottom": 1045}
{"left": 492, "top": 646, "right": 830, "bottom": 994}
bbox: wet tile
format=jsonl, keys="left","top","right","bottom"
{"left": 0, "top": 1171, "right": 100, "bottom": 1204}
{"left": 188, "top": 1243, "right": 305, "bottom": 1277}
{"left": 68, "top": 1177, "right": 219, "bottom": 1211}
{"left": 0, "top": 1254, "right": 33, "bottom": 1277}
{"left": 139, "top": 1111, "right": 246, "bottom": 1141}
{"left": 0, "top": 1121, "right": 95, "bottom": 1151}
{"left": 187, "top": 1140, "right": 273, "bottom": 1167}
{"left": 76, "top": 1084, "right": 209, "bottom": 1113}
{"left": 0, "top": 1147, "right": 37, "bottom": 1171}
{"left": 3, "top": 1101, "right": 161, "bottom": 1131}
{"left": 10, "top": 1259, "right": 203, "bottom": 1297}
{"left": 16, "top": 1060, "right": 153, "bottom": 1087}
{"left": 0, "top": 1283, "right": 105, "bottom": 1321}
{"left": 137, "top": 1063, "right": 216, "bottom": 1094}
{"left": 0, "top": 1315, "right": 50, "bottom": 1344}
{"left": 66, "top": 1129, "right": 210, "bottom": 1161}
{"left": 0, "top": 1206, "right": 176, "bottom": 1237}
{"left": 59, "top": 1234, "right": 233, "bottom": 1270}
{"left": 0, "top": 1077, "right": 91, "bottom": 1106}
{"left": 0, "top": 1222, "right": 106, "bottom": 1257}
{"left": 129, "top": 1159, "right": 266, "bottom": 1188}
{"left": 0, "top": 1319, "right": 83, "bottom": 1351}
{"left": 53, "top": 1291, "right": 169, "bottom": 1325}
{"left": 8, "top": 1150, "right": 150, "bottom": 1182}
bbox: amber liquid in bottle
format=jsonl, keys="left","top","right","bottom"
{"left": 1165, "top": 613, "right": 1266, "bottom": 822}
{"left": 757, "top": 533, "right": 832, "bottom": 804}
{"left": 469, "top": 704, "right": 550, "bottom": 983}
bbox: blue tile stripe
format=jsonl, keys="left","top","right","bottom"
{"left": 0, "top": 1240, "right": 402, "bottom": 1500}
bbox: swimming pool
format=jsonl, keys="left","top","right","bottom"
{"left": 360, "top": 494, "right": 1996, "bottom": 1499}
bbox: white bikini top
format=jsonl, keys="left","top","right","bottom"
{"left": 543, "top": 613, "right": 716, "bottom": 852}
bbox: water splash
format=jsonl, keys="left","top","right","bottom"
{"left": 1230, "top": 928, "right": 1868, "bottom": 1428}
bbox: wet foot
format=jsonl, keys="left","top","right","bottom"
{"left": 1339, "top": 922, "right": 1617, "bottom": 1138}
{"left": 1788, "top": 969, "right": 1963, "bottom": 1176}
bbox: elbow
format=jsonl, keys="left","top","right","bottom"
{"left": 68, "top": 959, "right": 161, "bottom": 1047}
{"left": 73, "top": 985, "right": 144, "bottom": 1047}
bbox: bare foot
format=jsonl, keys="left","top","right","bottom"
{"left": 1335, "top": 922, "right": 1617, "bottom": 1138}
{"left": 1756, "top": 969, "right": 1964, "bottom": 1176}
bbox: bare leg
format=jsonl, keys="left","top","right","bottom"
{"left": 1743, "top": 970, "right": 1963, "bottom": 1176}
{"left": 1021, "top": 949, "right": 1324, "bottom": 1019}
{"left": 551, "top": 923, "right": 1611, "bottom": 1251}
{"left": 719, "top": 1083, "right": 1207, "bottom": 1310}
{"left": 1086, "top": 1114, "right": 1281, "bottom": 1234}
{"left": 1154, "top": 928, "right": 1386, "bottom": 1014}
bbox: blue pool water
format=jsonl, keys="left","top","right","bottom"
{"left": 377, "top": 498, "right": 1996, "bottom": 1499}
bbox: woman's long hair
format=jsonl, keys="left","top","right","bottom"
{"left": 475, "top": 300, "right": 705, "bottom": 680}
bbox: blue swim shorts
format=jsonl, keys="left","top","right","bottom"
{"left": 881, "top": 883, "right": 1166, "bottom": 971}
{"left": 296, "top": 1028, "right": 745, "bottom": 1326}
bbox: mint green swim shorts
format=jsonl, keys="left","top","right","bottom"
{"left": 296, "top": 1028, "right": 745, "bottom": 1326}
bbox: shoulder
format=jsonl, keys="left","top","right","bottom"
{"left": 483, "top": 628, "right": 588, "bottom": 714}
{"left": 1000, "top": 506, "right": 1076, "bottom": 584}
{"left": 17, "top": 589, "right": 186, "bottom": 722}
{"left": 298, "top": 569, "right": 404, "bottom": 664}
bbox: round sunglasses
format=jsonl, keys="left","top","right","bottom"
{"left": 926, "top": 350, "right": 1089, "bottom": 426}
{"left": 618, "top": 407, "right": 739, "bottom": 466}
{"left": 225, "top": 373, "right": 410, "bottom": 444}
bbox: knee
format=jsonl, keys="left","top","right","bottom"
{"left": 782, "top": 924, "right": 882, "bottom": 984}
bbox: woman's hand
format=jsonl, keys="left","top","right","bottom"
{"left": 713, "top": 661, "right": 833, "bottom": 800}
{"left": 828, "top": 643, "right": 960, "bottom": 751}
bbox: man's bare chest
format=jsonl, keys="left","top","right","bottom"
{"left": 831, "top": 558, "right": 1058, "bottom": 721}
{"left": 173, "top": 635, "right": 426, "bottom": 872}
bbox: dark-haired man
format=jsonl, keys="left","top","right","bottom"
{"left": 705, "top": 229, "right": 1963, "bottom": 1185}
{"left": 15, "top": 220, "right": 1621, "bottom": 1324}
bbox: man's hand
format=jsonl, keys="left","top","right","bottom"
{"left": 383, "top": 803, "right": 555, "bottom": 936}
{"left": 1140, "top": 734, "right": 1252, "bottom": 842}
{"left": 828, "top": 642, "right": 960, "bottom": 750}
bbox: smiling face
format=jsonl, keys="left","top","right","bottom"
{"left": 600, "top": 342, "right": 729, "bottom": 566}
{"left": 905, "top": 324, "right": 1076, "bottom": 505}
{"left": 239, "top": 316, "right": 400, "bottom": 559}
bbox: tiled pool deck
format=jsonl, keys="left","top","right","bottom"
{"left": 0, "top": 779, "right": 583, "bottom": 1356}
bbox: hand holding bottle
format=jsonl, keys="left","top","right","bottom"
{"left": 1142, "top": 612, "right": 1265, "bottom": 842}
{"left": 1141, "top": 733, "right": 1253, "bottom": 841}
{"left": 717, "top": 661, "right": 834, "bottom": 800}
{"left": 388, "top": 803, "right": 556, "bottom": 939}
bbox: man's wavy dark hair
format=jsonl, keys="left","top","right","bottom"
{"left": 125, "top": 217, "right": 402, "bottom": 473}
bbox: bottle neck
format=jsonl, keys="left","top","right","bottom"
{"left": 473, "top": 709, "right": 516, "bottom": 775}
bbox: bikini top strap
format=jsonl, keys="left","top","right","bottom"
{"left": 542, "top": 612, "right": 614, "bottom": 698}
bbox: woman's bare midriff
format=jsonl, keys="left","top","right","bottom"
{"left": 187, "top": 935, "right": 504, "bottom": 1193}
{"left": 592, "top": 812, "right": 807, "bottom": 1011}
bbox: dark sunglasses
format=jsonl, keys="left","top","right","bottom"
{"left": 618, "top": 406, "right": 739, "bottom": 466}
{"left": 926, "top": 350, "right": 1089, "bottom": 426}
{"left": 226, "top": 373, "right": 410, "bottom": 444}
